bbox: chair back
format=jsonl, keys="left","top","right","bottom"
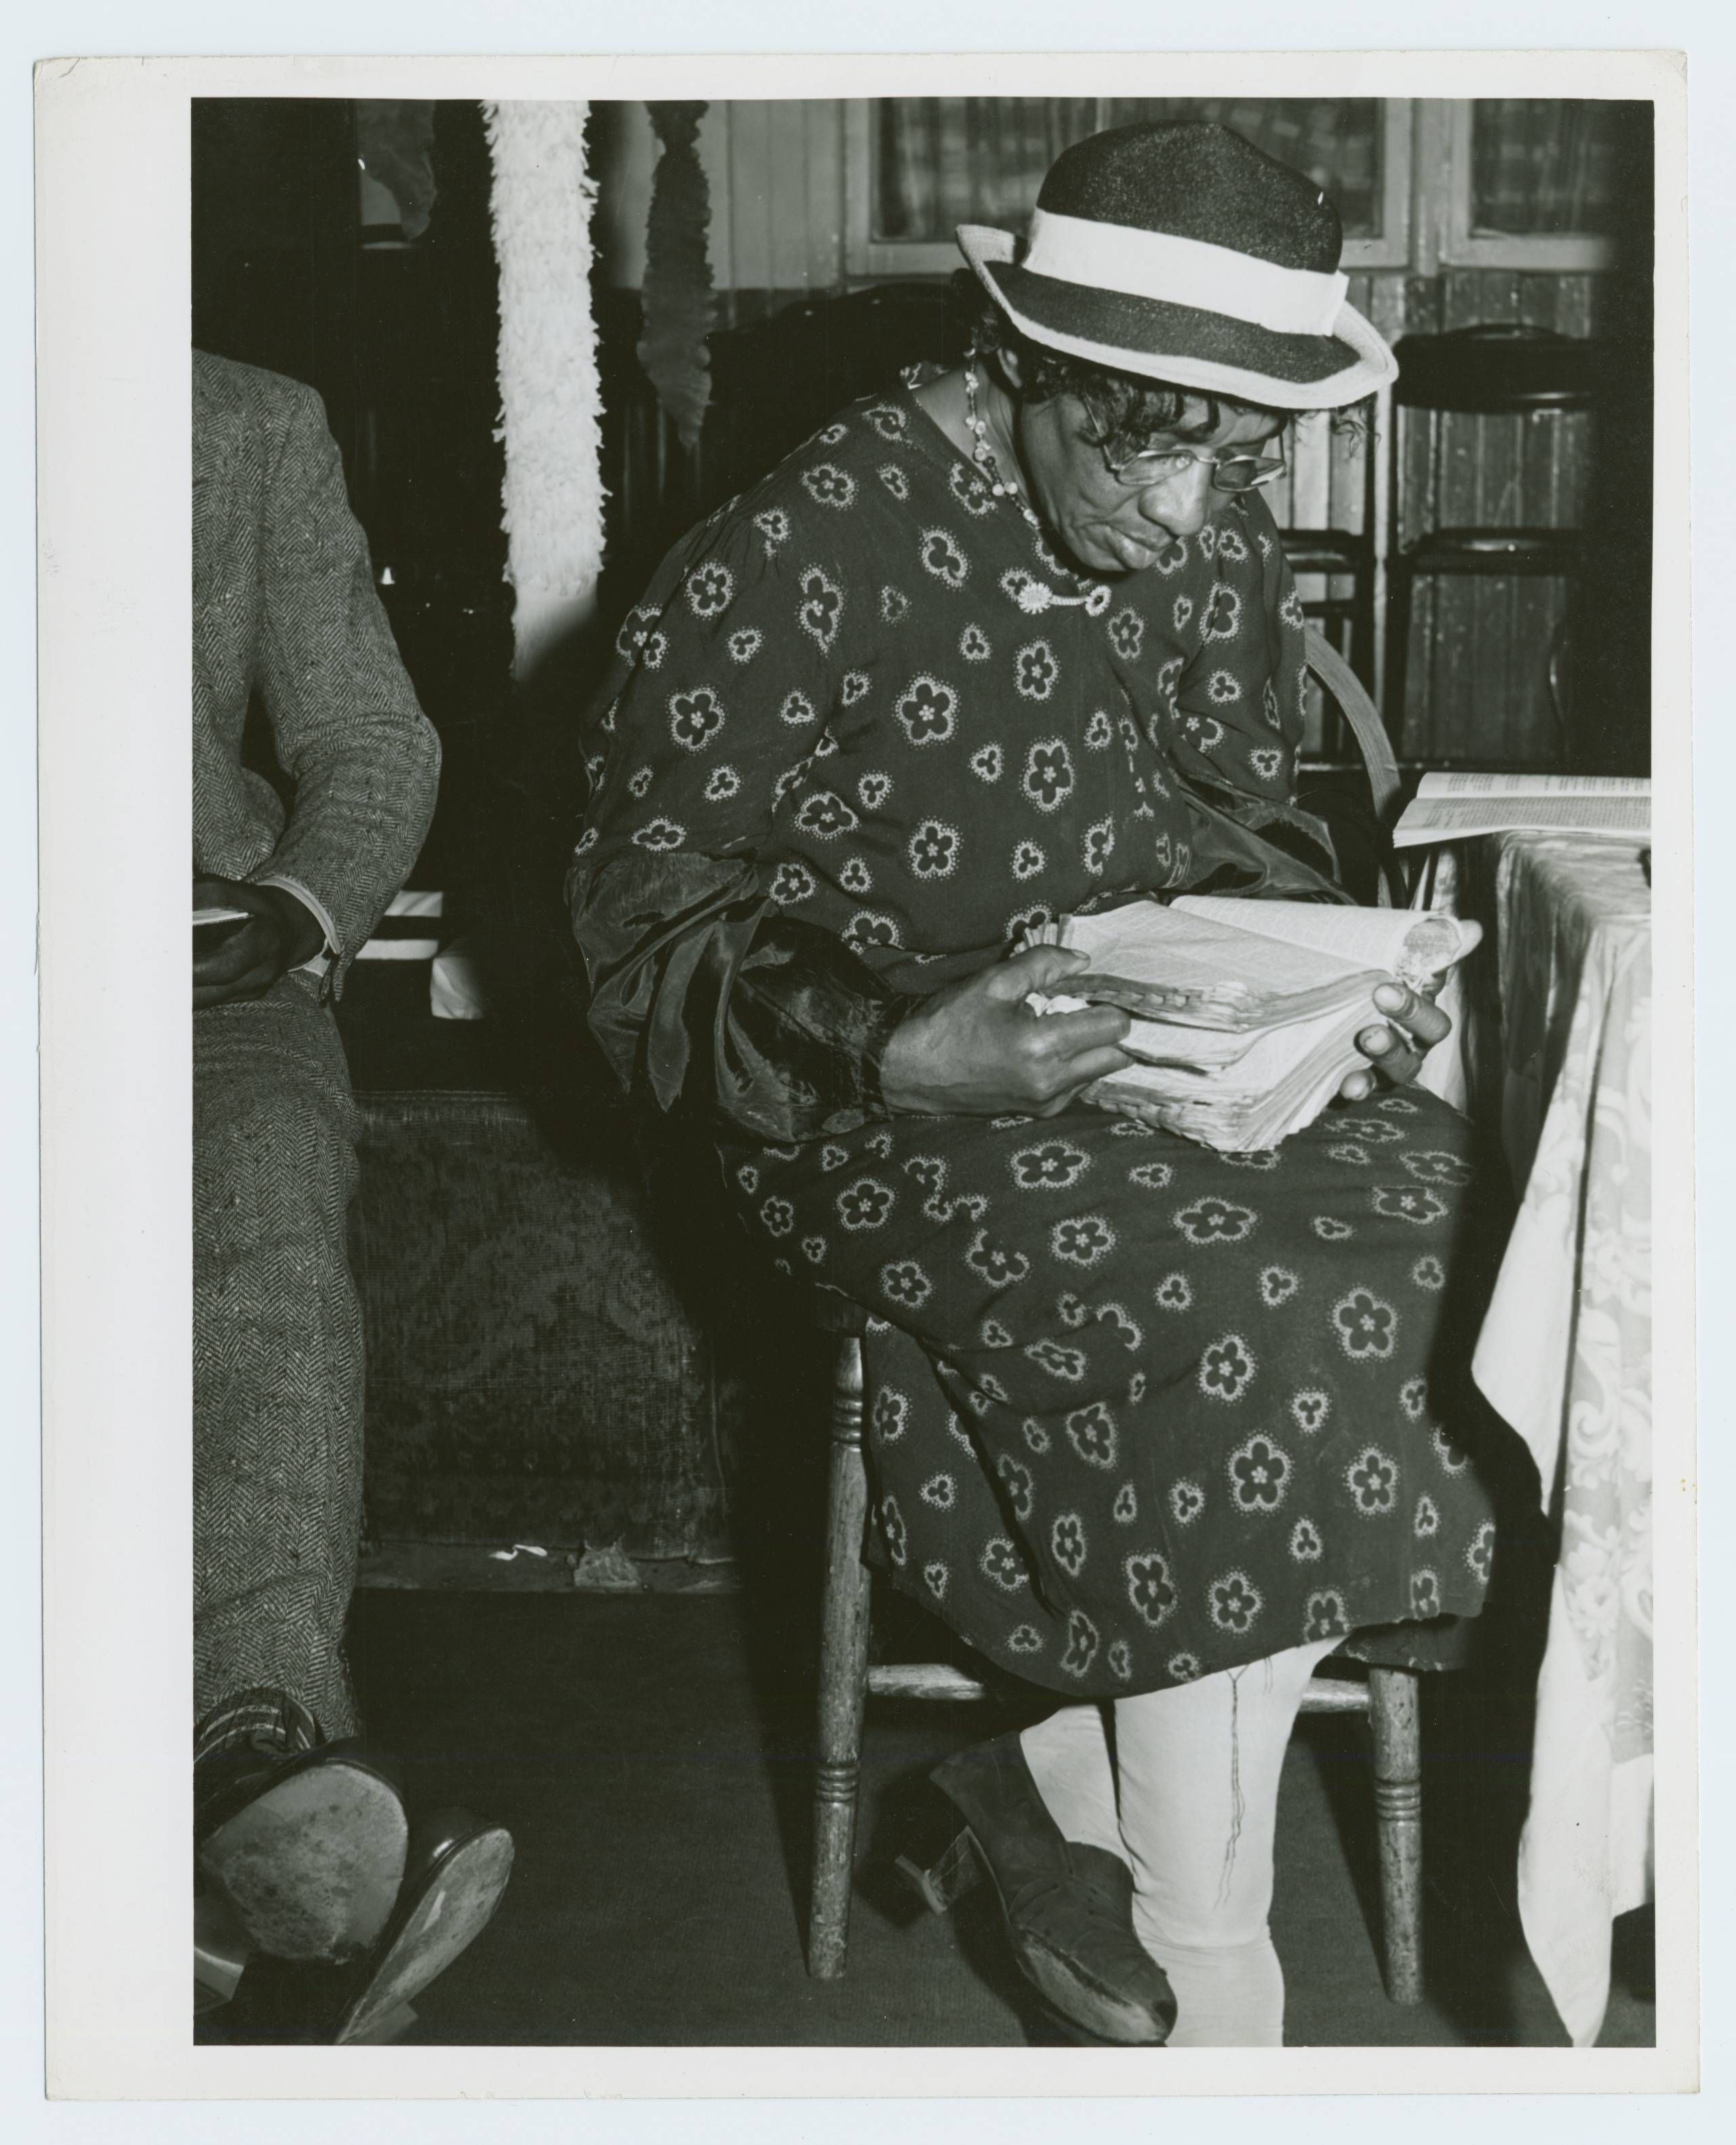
{"left": 1304, "top": 622, "right": 1400, "bottom": 872}
{"left": 1392, "top": 325, "right": 1602, "bottom": 416}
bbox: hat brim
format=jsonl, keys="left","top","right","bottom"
{"left": 960, "top": 225, "right": 1396, "bottom": 412}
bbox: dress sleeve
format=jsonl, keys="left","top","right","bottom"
{"left": 568, "top": 502, "right": 920, "bottom": 1142}
{"left": 1167, "top": 494, "right": 1349, "bottom": 903}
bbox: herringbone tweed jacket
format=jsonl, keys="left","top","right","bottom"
{"left": 193, "top": 352, "right": 440, "bottom": 987}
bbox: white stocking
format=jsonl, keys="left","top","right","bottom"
{"left": 1018, "top": 1704, "right": 1126, "bottom": 1866}
{"left": 1113, "top": 1636, "right": 1340, "bottom": 2046}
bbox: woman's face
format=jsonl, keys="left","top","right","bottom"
{"left": 1006, "top": 360, "right": 1285, "bottom": 577}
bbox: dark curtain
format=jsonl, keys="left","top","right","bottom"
{"left": 1470, "top": 100, "right": 1630, "bottom": 236}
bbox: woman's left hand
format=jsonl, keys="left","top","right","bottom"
{"left": 1335, "top": 980, "right": 1451, "bottom": 1103}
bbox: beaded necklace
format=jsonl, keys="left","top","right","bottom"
{"left": 963, "top": 353, "right": 1109, "bottom": 618}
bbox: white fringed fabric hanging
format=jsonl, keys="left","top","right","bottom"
{"left": 483, "top": 101, "right": 606, "bottom": 679}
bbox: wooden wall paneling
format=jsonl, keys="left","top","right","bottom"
{"left": 712, "top": 100, "right": 758, "bottom": 310}
{"left": 1290, "top": 412, "right": 1333, "bottom": 753}
{"left": 1330, "top": 271, "right": 1375, "bottom": 545}
{"left": 1396, "top": 281, "right": 1437, "bottom": 755}
{"left": 1320, "top": 408, "right": 1361, "bottom": 749}
{"left": 804, "top": 99, "right": 847, "bottom": 294}
{"left": 1394, "top": 275, "right": 1439, "bottom": 754}
{"left": 1516, "top": 270, "right": 1573, "bottom": 753}
{"left": 1265, "top": 450, "right": 1297, "bottom": 533}
{"left": 767, "top": 99, "right": 817, "bottom": 294}
{"left": 708, "top": 100, "right": 848, "bottom": 314}
{"left": 1417, "top": 270, "right": 1495, "bottom": 762}
{"left": 596, "top": 101, "right": 655, "bottom": 290}
{"left": 1366, "top": 273, "right": 1407, "bottom": 709}
{"left": 1472, "top": 270, "right": 1524, "bottom": 762}
{"left": 690, "top": 102, "right": 735, "bottom": 322}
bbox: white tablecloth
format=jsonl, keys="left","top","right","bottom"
{"left": 1444, "top": 832, "right": 1653, "bottom": 2047}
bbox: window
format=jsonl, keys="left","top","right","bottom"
{"left": 845, "top": 98, "right": 1412, "bottom": 277}
{"left": 1435, "top": 99, "right": 1651, "bottom": 269}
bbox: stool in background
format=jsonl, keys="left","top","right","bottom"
{"left": 1384, "top": 325, "right": 1602, "bottom": 758}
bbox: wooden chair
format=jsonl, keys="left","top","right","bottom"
{"left": 808, "top": 1298, "right": 1426, "bottom": 2003}
{"left": 1305, "top": 621, "right": 1400, "bottom": 829}
{"left": 808, "top": 644, "right": 1424, "bottom": 2003}
{"left": 1382, "top": 324, "right": 1602, "bottom": 759}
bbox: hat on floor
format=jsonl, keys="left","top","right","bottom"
{"left": 958, "top": 120, "right": 1396, "bottom": 411}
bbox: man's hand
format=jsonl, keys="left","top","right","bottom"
{"left": 879, "top": 945, "right": 1134, "bottom": 1118}
{"left": 193, "top": 875, "right": 327, "bottom": 1010}
{"left": 1335, "top": 979, "right": 1452, "bottom": 1103}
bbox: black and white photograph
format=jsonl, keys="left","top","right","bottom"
{"left": 29, "top": 28, "right": 1701, "bottom": 2108}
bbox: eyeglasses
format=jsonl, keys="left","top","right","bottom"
{"left": 1097, "top": 439, "right": 1288, "bottom": 495}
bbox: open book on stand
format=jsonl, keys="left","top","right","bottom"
{"left": 1028, "top": 897, "right": 1481, "bottom": 1153}
{"left": 1392, "top": 771, "right": 1649, "bottom": 848}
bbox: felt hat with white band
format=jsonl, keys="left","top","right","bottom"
{"left": 959, "top": 120, "right": 1396, "bottom": 411}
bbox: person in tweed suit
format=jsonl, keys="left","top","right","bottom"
{"left": 192, "top": 355, "right": 512, "bottom": 2036}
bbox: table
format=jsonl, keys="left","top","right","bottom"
{"left": 1425, "top": 831, "right": 1653, "bottom": 2047}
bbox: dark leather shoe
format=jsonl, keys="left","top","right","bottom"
{"left": 196, "top": 1742, "right": 408, "bottom": 1965}
{"left": 332, "top": 1807, "right": 515, "bottom": 2045}
{"left": 930, "top": 1732, "right": 1176, "bottom": 2046}
{"left": 205, "top": 1808, "right": 515, "bottom": 2045}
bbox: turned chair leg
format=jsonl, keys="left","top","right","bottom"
{"left": 1368, "top": 1664, "right": 1424, "bottom": 2004}
{"left": 808, "top": 1334, "right": 873, "bottom": 1980}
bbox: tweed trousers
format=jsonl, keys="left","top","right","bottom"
{"left": 193, "top": 970, "right": 363, "bottom": 1741}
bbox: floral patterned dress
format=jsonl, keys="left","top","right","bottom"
{"left": 570, "top": 383, "right": 1502, "bottom": 1698}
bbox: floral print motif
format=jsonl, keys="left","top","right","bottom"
{"left": 1259, "top": 1264, "right": 1300, "bottom": 1306}
{"left": 686, "top": 561, "right": 735, "bottom": 616}
{"left": 1290, "top": 1388, "right": 1330, "bottom": 1432}
{"left": 1333, "top": 1288, "right": 1399, "bottom": 1360}
{"left": 668, "top": 688, "right": 726, "bottom": 751}
{"left": 1023, "top": 739, "right": 1075, "bottom": 812}
{"left": 1175, "top": 1196, "right": 1257, "bottom": 1244}
{"left": 797, "top": 566, "right": 843, "bottom": 650}
{"left": 1199, "top": 1333, "right": 1257, "bottom": 1402}
{"left": 1347, "top": 1447, "right": 1399, "bottom": 1516}
{"left": 920, "top": 528, "right": 969, "bottom": 587}
{"left": 802, "top": 463, "right": 857, "bottom": 510}
{"left": 836, "top": 1177, "right": 896, "bottom": 1232}
{"left": 1209, "top": 1570, "right": 1263, "bottom": 1634}
{"left": 1288, "top": 1517, "right": 1323, "bottom": 1561}
{"left": 1015, "top": 640, "right": 1060, "bottom": 700}
{"left": 1051, "top": 1216, "right": 1117, "bottom": 1268}
{"left": 1012, "top": 1140, "right": 1091, "bottom": 1192}
{"left": 1229, "top": 1434, "right": 1290, "bottom": 1512}
{"left": 894, "top": 675, "right": 958, "bottom": 746}
{"left": 908, "top": 819, "right": 962, "bottom": 880}
{"left": 1125, "top": 1550, "right": 1177, "bottom": 1627}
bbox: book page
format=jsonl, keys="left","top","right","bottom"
{"left": 1060, "top": 901, "right": 1374, "bottom": 1007}
{"left": 1414, "top": 772, "right": 1651, "bottom": 801}
{"left": 1172, "top": 895, "right": 1431, "bottom": 974}
{"left": 1394, "top": 772, "right": 1652, "bottom": 846}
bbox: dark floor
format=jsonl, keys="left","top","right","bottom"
{"left": 316, "top": 1586, "right": 1655, "bottom": 2049}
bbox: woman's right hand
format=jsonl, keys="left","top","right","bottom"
{"left": 877, "top": 945, "right": 1134, "bottom": 1118}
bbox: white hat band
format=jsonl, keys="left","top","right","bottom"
{"left": 1019, "top": 208, "right": 1347, "bottom": 336}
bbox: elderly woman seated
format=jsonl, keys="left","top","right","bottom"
{"left": 570, "top": 120, "right": 1505, "bottom": 2047}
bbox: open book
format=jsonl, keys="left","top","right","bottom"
{"left": 1029, "top": 897, "right": 1481, "bottom": 1152}
{"left": 1392, "top": 771, "right": 1649, "bottom": 848}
